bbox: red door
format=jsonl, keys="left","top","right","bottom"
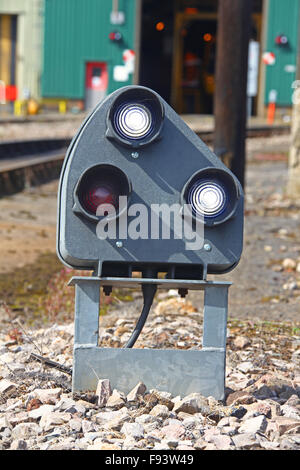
{"left": 85, "top": 62, "right": 108, "bottom": 110}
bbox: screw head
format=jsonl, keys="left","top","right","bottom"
{"left": 131, "top": 152, "right": 139, "bottom": 159}
{"left": 204, "top": 243, "right": 212, "bottom": 252}
{"left": 116, "top": 241, "right": 123, "bottom": 248}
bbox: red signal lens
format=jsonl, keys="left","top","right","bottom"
{"left": 75, "top": 164, "right": 131, "bottom": 220}
{"left": 82, "top": 184, "right": 118, "bottom": 215}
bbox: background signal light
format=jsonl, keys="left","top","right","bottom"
{"left": 275, "top": 34, "right": 288, "bottom": 46}
{"left": 156, "top": 22, "right": 165, "bottom": 31}
{"left": 185, "top": 7, "right": 198, "bottom": 14}
{"left": 109, "top": 31, "right": 122, "bottom": 42}
{"left": 203, "top": 33, "right": 213, "bottom": 42}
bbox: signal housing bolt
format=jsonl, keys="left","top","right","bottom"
{"left": 204, "top": 243, "right": 212, "bottom": 252}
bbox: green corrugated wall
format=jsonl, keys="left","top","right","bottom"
{"left": 42, "top": 0, "right": 136, "bottom": 98}
{"left": 265, "top": 0, "right": 300, "bottom": 106}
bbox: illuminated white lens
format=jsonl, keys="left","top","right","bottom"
{"left": 116, "top": 103, "right": 152, "bottom": 139}
{"left": 188, "top": 181, "right": 226, "bottom": 217}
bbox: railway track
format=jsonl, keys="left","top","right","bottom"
{"left": 0, "top": 125, "right": 290, "bottom": 197}
{"left": 0, "top": 138, "right": 68, "bottom": 196}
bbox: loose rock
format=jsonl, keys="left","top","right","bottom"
{"left": 173, "top": 393, "right": 210, "bottom": 415}
{"left": 127, "top": 382, "right": 147, "bottom": 402}
{"left": 96, "top": 379, "right": 112, "bottom": 407}
{"left": 149, "top": 404, "right": 169, "bottom": 419}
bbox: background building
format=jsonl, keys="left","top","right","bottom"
{"left": 42, "top": 0, "right": 137, "bottom": 110}
{"left": 138, "top": 0, "right": 300, "bottom": 118}
{"left": 264, "top": 0, "right": 300, "bottom": 109}
{"left": 0, "top": 0, "right": 43, "bottom": 103}
{"left": 1, "top": 0, "right": 299, "bottom": 118}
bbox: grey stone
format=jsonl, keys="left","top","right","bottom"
{"left": 12, "top": 423, "right": 41, "bottom": 440}
{"left": 54, "top": 398, "right": 76, "bottom": 411}
{"left": 160, "top": 421, "right": 185, "bottom": 440}
{"left": 96, "top": 379, "right": 112, "bottom": 407}
{"left": 135, "top": 414, "right": 156, "bottom": 425}
{"left": 153, "top": 441, "right": 170, "bottom": 450}
{"left": 82, "top": 419, "right": 95, "bottom": 434}
{"left": 94, "top": 407, "right": 129, "bottom": 425}
{"left": 127, "top": 382, "right": 147, "bottom": 402}
{"left": 233, "top": 336, "right": 251, "bottom": 349}
{"left": 28, "top": 404, "right": 55, "bottom": 420}
{"left": 143, "top": 421, "right": 161, "bottom": 433}
{"left": 82, "top": 431, "right": 105, "bottom": 441}
{"left": 0, "top": 416, "right": 9, "bottom": 432}
{"left": 50, "top": 442, "right": 76, "bottom": 450}
{"left": 121, "top": 422, "right": 144, "bottom": 440}
{"left": 259, "top": 440, "right": 280, "bottom": 450}
{"left": 149, "top": 404, "right": 169, "bottom": 419}
{"left": 69, "top": 418, "right": 82, "bottom": 432}
{"left": 239, "top": 415, "right": 268, "bottom": 434}
{"left": 96, "top": 407, "right": 130, "bottom": 431}
{"left": 280, "top": 436, "right": 300, "bottom": 450}
{"left": 232, "top": 433, "right": 260, "bottom": 449}
{"left": 182, "top": 416, "right": 202, "bottom": 429}
{"left": 281, "top": 404, "right": 300, "bottom": 419}
{"left": 273, "top": 416, "right": 300, "bottom": 435}
{"left": 7, "top": 411, "right": 29, "bottom": 426}
{"left": 237, "top": 361, "right": 254, "bottom": 373}
{"left": 173, "top": 393, "right": 210, "bottom": 415}
{"left": 150, "top": 389, "right": 174, "bottom": 410}
{"left": 210, "top": 434, "right": 234, "bottom": 450}
{"left": 122, "top": 435, "right": 140, "bottom": 450}
{"left": 10, "top": 439, "right": 27, "bottom": 450}
{"left": 39, "top": 412, "right": 71, "bottom": 431}
{"left": 106, "top": 389, "right": 126, "bottom": 409}
{"left": 0, "top": 379, "right": 17, "bottom": 396}
{"left": 33, "top": 388, "right": 62, "bottom": 405}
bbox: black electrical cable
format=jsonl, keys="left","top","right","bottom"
{"left": 123, "top": 273, "right": 157, "bottom": 349}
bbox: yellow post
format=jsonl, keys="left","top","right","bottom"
{"left": 14, "top": 100, "right": 23, "bottom": 116}
{"left": 59, "top": 101, "right": 67, "bottom": 113}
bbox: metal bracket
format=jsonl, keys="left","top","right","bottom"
{"left": 69, "top": 277, "right": 231, "bottom": 400}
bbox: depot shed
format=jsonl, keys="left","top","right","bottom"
{"left": 0, "top": 0, "right": 43, "bottom": 102}
{"left": 42, "top": 0, "right": 137, "bottom": 109}
{"left": 264, "top": 0, "right": 300, "bottom": 107}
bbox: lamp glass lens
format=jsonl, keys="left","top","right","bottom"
{"left": 116, "top": 103, "right": 152, "bottom": 139}
{"left": 82, "top": 183, "right": 118, "bottom": 215}
{"left": 188, "top": 181, "right": 226, "bottom": 217}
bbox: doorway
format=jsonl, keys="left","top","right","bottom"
{"left": 139, "top": 0, "right": 175, "bottom": 104}
{"left": 138, "top": 1, "right": 263, "bottom": 115}
{"left": 178, "top": 17, "right": 217, "bottom": 114}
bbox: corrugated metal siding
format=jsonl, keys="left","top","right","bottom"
{"left": 42, "top": 0, "right": 136, "bottom": 98}
{"left": 265, "top": 0, "right": 300, "bottom": 106}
